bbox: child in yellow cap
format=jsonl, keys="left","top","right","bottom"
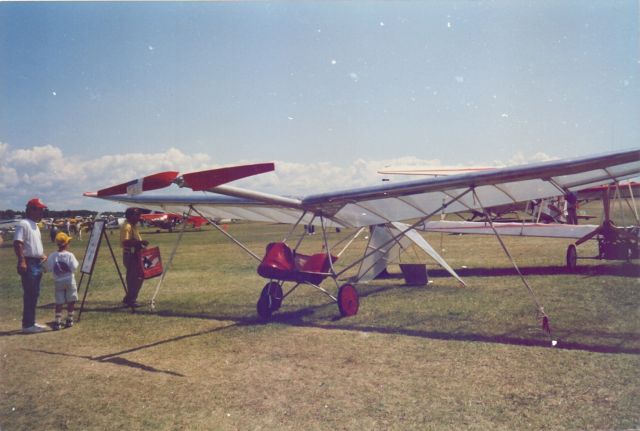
{"left": 45, "top": 232, "right": 79, "bottom": 330}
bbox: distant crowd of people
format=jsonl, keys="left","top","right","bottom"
{"left": 44, "top": 216, "right": 93, "bottom": 242}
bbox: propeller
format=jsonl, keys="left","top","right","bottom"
{"left": 86, "top": 162, "right": 275, "bottom": 197}
{"left": 574, "top": 184, "right": 613, "bottom": 246}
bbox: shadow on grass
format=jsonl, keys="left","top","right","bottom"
{"left": 33, "top": 262, "right": 638, "bottom": 361}
{"left": 77, "top": 295, "right": 640, "bottom": 357}
{"left": 276, "top": 314, "right": 640, "bottom": 356}
{"left": 21, "top": 322, "right": 240, "bottom": 377}
{"left": 262, "top": 281, "right": 640, "bottom": 355}
{"left": 426, "top": 263, "right": 640, "bottom": 278}
{"left": 142, "top": 229, "right": 204, "bottom": 235}
{"left": 23, "top": 347, "right": 186, "bottom": 377}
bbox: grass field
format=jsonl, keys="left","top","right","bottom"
{"left": 1, "top": 220, "right": 638, "bottom": 430}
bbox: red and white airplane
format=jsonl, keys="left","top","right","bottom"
{"left": 140, "top": 212, "right": 208, "bottom": 232}
{"left": 85, "top": 149, "right": 640, "bottom": 339}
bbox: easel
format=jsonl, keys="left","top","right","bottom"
{"left": 77, "top": 220, "right": 128, "bottom": 322}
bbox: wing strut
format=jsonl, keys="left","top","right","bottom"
{"left": 472, "top": 189, "right": 556, "bottom": 345}
{"left": 190, "top": 206, "right": 263, "bottom": 262}
{"left": 628, "top": 182, "right": 640, "bottom": 224}
{"left": 149, "top": 206, "right": 194, "bottom": 311}
{"left": 337, "top": 187, "right": 475, "bottom": 280}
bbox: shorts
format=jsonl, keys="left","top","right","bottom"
{"left": 54, "top": 279, "right": 78, "bottom": 304}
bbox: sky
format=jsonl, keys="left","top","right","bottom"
{"left": 1, "top": 1, "right": 638, "bottom": 211}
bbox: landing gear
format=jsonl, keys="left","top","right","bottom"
{"left": 337, "top": 284, "right": 359, "bottom": 317}
{"left": 566, "top": 244, "right": 578, "bottom": 270}
{"left": 256, "top": 281, "right": 283, "bottom": 320}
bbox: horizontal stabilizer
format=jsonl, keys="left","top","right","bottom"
{"left": 181, "top": 163, "right": 275, "bottom": 191}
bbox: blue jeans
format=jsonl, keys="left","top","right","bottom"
{"left": 21, "top": 258, "right": 43, "bottom": 328}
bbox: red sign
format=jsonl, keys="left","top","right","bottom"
{"left": 139, "top": 247, "right": 163, "bottom": 279}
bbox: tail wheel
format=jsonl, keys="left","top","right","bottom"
{"left": 337, "top": 284, "right": 359, "bottom": 317}
{"left": 257, "top": 282, "right": 283, "bottom": 320}
{"left": 566, "top": 244, "right": 578, "bottom": 270}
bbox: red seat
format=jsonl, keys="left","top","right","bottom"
{"left": 257, "top": 242, "right": 337, "bottom": 284}
{"left": 260, "top": 242, "right": 294, "bottom": 271}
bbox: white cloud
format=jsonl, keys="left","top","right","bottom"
{"left": 0, "top": 144, "right": 217, "bottom": 210}
{"left": 501, "top": 151, "right": 557, "bottom": 166}
{"left": 0, "top": 142, "right": 559, "bottom": 211}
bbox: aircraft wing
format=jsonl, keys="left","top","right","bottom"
{"left": 300, "top": 148, "right": 639, "bottom": 227}
{"left": 93, "top": 193, "right": 342, "bottom": 227}
{"left": 89, "top": 148, "right": 639, "bottom": 228}
{"left": 419, "top": 220, "right": 599, "bottom": 239}
{"left": 576, "top": 181, "right": 640, "bottom": 201}
{"left": 0, "top": 218, "right": 21, "bottom": 231}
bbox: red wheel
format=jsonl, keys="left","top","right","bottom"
{"left": 337, "top": 284, "right": 359, "bottom": 317}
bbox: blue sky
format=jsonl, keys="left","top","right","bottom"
{"left": 1, "top": 1, "right": 638, "bottom": 211}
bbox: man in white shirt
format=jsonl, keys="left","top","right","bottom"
{"left": 13, "top": 198, "right": 48, "bottom": 333}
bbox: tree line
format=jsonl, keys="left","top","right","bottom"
{"left": 0, "top": 209, "right": 123, "bottom": 219}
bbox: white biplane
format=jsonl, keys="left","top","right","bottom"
{"left": 85, "top": 148, "right": 640, "bottom": 338}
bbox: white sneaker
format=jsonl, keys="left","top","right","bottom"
{"left": 34, "top": 323, "right": 48, "bottom": 329}
{"left": 22, "top": 325, "right": 46, "bottom": 333}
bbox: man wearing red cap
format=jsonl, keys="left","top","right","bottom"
{"left": 13, "top": 198, "right": 48, "bottom": 333}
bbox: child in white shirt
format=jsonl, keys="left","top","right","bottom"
{"left": 46, "top": 232, "right": 79, "bottom": 330}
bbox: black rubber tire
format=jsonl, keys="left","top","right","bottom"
{"left": 256, "top": 285, "right": 272, "bottom": 320}
{"left": 266, "top": 281, "right": 283, "bottom": 311}
{"left": 566, "top": 244, "right": 578, "bottom": 270}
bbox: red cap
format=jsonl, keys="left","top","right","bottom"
{"left": 26, "top": 198, "right": 47, "bottom": 209}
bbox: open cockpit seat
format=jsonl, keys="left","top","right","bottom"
{"left": 257, "top": 242, "right": 337, "bottom": 285}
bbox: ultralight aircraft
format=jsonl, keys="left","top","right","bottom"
{"left": 85, "top": 148, "right": 640, "bottom": 340}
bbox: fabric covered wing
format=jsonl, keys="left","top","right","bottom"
{"left": 302, "top": 148, "right": 639, "bottom": 228}
{"left": 94, "top": 194, "right": 345, "bottom": 227}
{"left": 89, "top": 149, "right": 638, "bottom": 229}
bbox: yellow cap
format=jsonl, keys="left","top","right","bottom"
{"left": 55, "top": 232, "right": 72, "bottom": 246}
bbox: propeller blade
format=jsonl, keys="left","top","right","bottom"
{"left": 180, "top": 163, "right": 275, "bottom": 191}
{"left": 575, "top": 226, "right": 601, "bottom": 246}
{"left": 95, "top": 171, "right": 180, "bottom": 196}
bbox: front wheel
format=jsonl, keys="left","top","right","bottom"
{"left": 337, "top": 284, "right": 359, "bottom": 317}
{"left": 265, "top": 281, "right": 283, "bottom": 311}
{"left": 256, "top": 282, "right": 283, "bottom": 320}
